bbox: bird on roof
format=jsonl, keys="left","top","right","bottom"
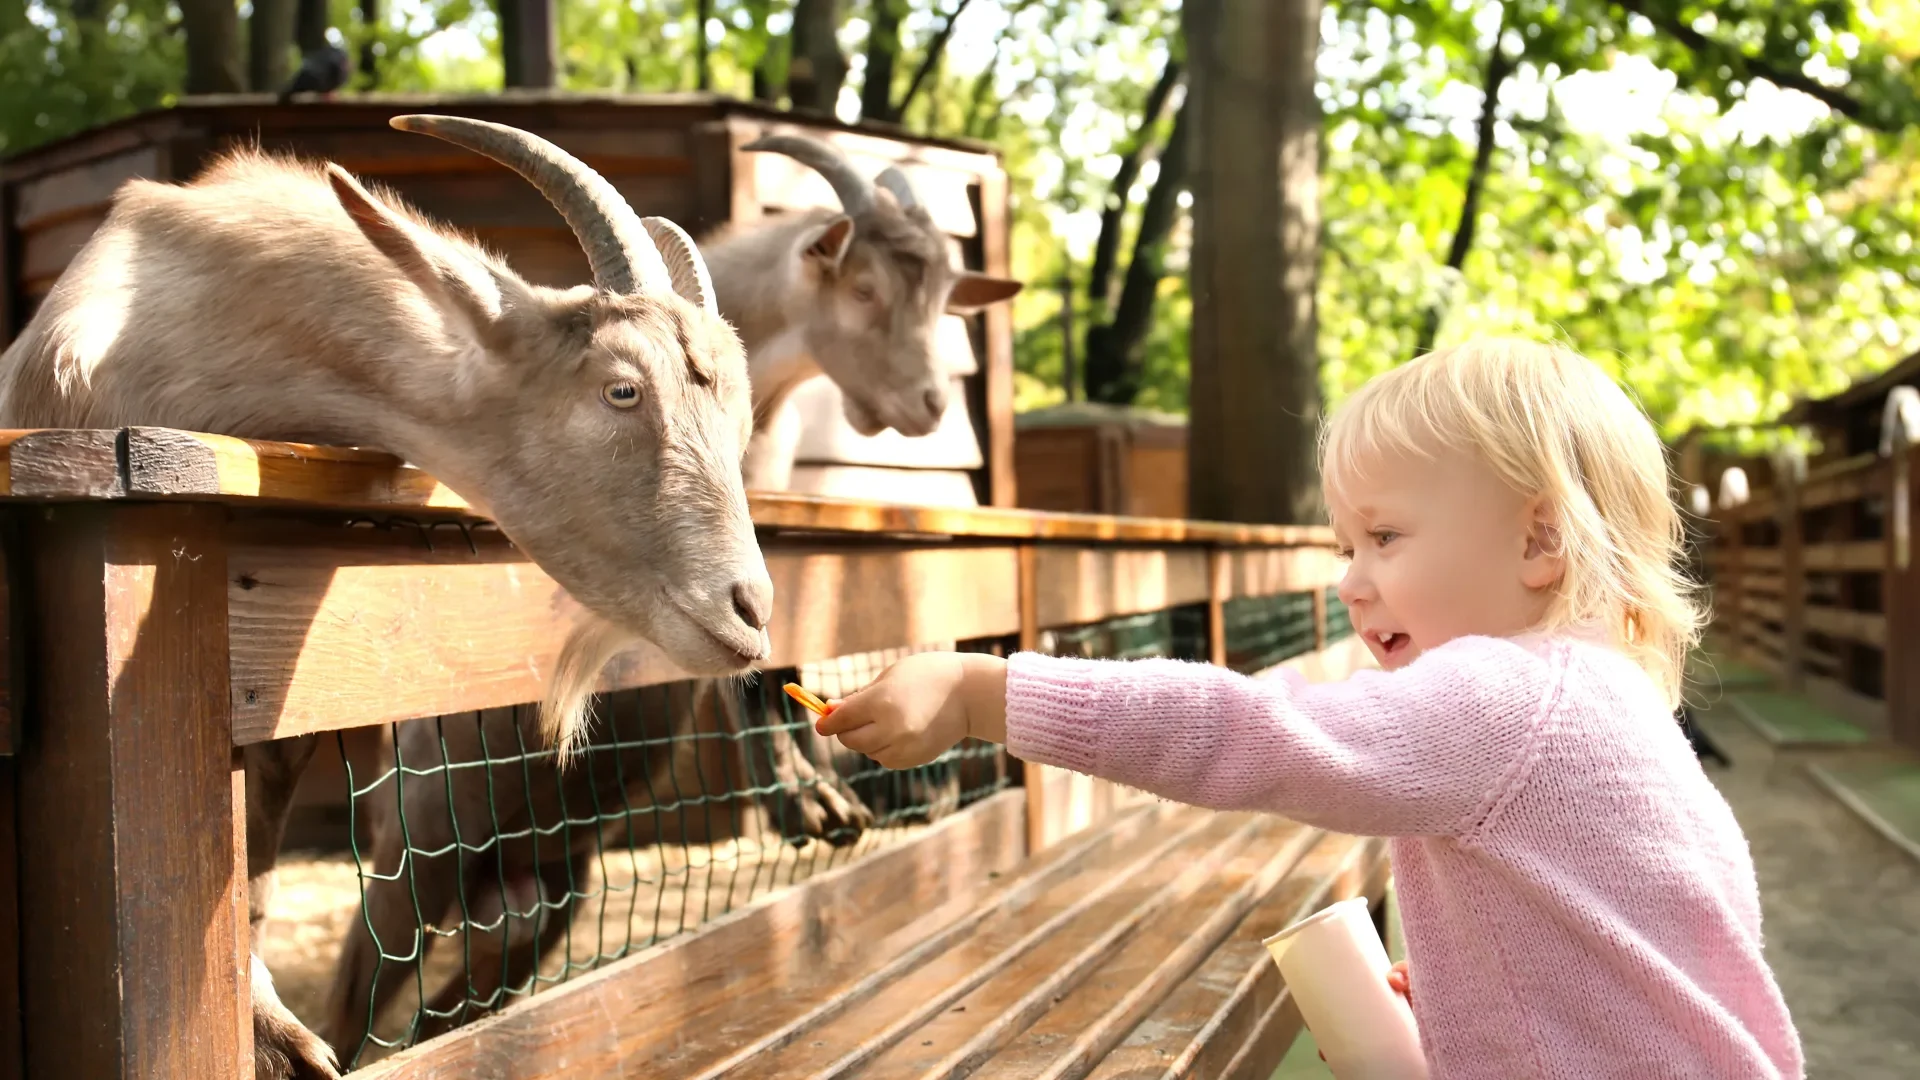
{"left": 278, "top": 44, "right": 352, "bottom": 104}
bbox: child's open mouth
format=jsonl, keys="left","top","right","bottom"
{"left": 1370, "top": 630, "right": 1410, "bottom": 659}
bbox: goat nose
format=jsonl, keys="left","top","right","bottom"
{"left": 923, "top": 386, "right": 947, "bottom": 421}
{"left": 732, "top": 579, "right": 772, "bottom": 631}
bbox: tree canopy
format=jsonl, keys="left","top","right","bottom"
{"left": 4, "top": 0, "right": 1919, "bottom": 452}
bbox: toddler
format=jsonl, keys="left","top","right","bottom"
{"left": 817, "top": 338, "right": 1803, "bottom": 1079}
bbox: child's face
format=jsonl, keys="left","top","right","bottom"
{"left": 1328, "top": 445, "right": 1561, "bottom": 670}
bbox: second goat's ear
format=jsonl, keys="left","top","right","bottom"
{"left": 802, "top": 215, "right": 855, "bottom": 273}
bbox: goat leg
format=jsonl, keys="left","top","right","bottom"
{"left": 254, "top": 953, "right": 342, "bottom": 1080}
{"left": 712, "top": 683, "right": 871, "bottom": 846}
{"left": 243, "top": 736, "right": 340, "bottom": 1079}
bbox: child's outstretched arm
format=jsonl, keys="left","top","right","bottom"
{"left": 818, "top": 635, "right": 1563, "bottom": 839}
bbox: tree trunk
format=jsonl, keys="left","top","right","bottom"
{"left": 787, "top": 0, "right": 847, "bottom": 115}
{"left": 500, "top": 0, "right": 557, "bottom": 88}
{"left": 1417, "top": 26, "right": 1512, "bottom": 355}
{"left": 744, "top": 0, "right": 778, "bottom": 101}
{"left": 861, "top": 0, "right": 904, "bottom": 123}
{"left": 248, "top": 0, "right": 296, "bottom": 92}
{"left": 1184, "top": 0, "right": 1324, "bottom": 526}
{"left": 357, "top": 0, "right": 378, "bottom": 86}
{"left": 1087, "top": 53, "right": 1183, "bottom": 313}
{"left": 179, "top": 0, "right": 246, "bottom": 94}
{"left": 895, "top": 0, "right": 975, "bottom": 122}
{"left": 695, "top": 0, "right": 713, "bottom": 91}
{"left": 1085, "top": 100, "right": 1191, "bottom": 405}
{"left": 1060, "top": 272, "right": 1078, "bottom": 402}
{"left": 294, "top": 0, "right": 329, "bottom": 53}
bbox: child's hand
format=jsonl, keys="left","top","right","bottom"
{"left": 1320, "top": 961, "right": 1412, "bottom": 1063}
{"left": 813, "top": 652, "right": 1009, "bottom": 770}
{"left": 1388, "top": 960, "right": 1412, "bottom": 1005}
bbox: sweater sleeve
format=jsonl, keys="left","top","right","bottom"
{"left": 1004, "top": 635, "right": 1565, "bottom": 838}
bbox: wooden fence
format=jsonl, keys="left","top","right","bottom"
{"left": 0, "top": 425, "right": 1383, "bottom": 1079}
{"left": 1703, "top": 403, "right": 1920, "bottom": 750}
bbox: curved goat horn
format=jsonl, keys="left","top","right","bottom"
{"left": 741, "top": 133, "right": 876, "bottom": 217}
{"left": 640, "top": 217, "right": 718, "bottom": 318}
{"left": 388, "top": 114, "right": 673, "bottom": 298}
{"left": 874, "top": 165, "right": 920, "bottom": 210}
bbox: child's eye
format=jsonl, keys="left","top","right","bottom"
{"left": 1371, "top": 530, "right": 1399, "bottom": 547}
{"left": 1333, "top": 546, "right": 1355, "bottom": 562}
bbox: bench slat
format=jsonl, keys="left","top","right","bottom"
{"left": 967, "top": 817, "right": 1323, "bottom": 1078}
{"left": 1083, "top": 831, "right": 1387, "bottom": 1080}
{"left": 740, "top": 806, "right": 1247, "bottom": 1077}
{"left": 841, "top": 814, "right": 1318, "bottom": 1079}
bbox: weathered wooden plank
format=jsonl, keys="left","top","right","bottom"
{"left": 968, "top": 817, "right": 1320, "bottom": 1077}
{"left": 1228, "top": 544, "right": 1344, "bottom": 600}
{"left": 1081, "top": 831, "right": 1385, "bottom": 1080}
{"left": 0, "top": 761, "right": 19, "bottom": 1080}
{"left": 14, "top": 503, "right": 247, "bottom": 1080}
{"left": 1804, "top": 540, "right": 1885, "bottom": 574}
{"left": 350, "top": 788, "right": 1033, "bottom": 1079}
{"left": 977, "top": 167, "right": 1016, "bottom": 508}
{"left": 1033, "top": 546, "right": 1211, "bottom": 628}
{"left": 1804, "top": 605, "right": 1887, "bottom": 648}
{"left": 17, "top": 211, "right": 104, "bottom": 287}
{"left": 11, "top": 145, "right": 159, "bottom": 231}
{"left": 1800, "top": 457, "right": 1886, "bottom": 511}
{"left": 225, "top": 525, "right": 1024, "bottom": 743}
{"left": 0, "top": 428, "right": 123, "bottom": 498}
{"left": 0, "top": 427, "right": 1342, "bottom": 549}
{"left": 736, "top": 807, "right": 1246, "bottom": 1078}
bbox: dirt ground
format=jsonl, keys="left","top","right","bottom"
{"left": 1689, "top": 703, "right": 1920, "bottom": 1077}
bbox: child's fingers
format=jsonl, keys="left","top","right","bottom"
{"left": 836, "top": 723, "right": 888, "bottom": 757}
{"left": 811, "top": 699, "right": 863, "bottom": 736}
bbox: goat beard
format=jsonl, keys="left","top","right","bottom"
{"left": 540, "top": 613, "right": 634, "bottom": 767}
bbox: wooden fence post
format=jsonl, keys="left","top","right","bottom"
{"left": 13, "top": 503, "right": 248, "bottom": 1080}
{"left": 1720, "top": 501, "right": 1744, "bottom": 659}
{"left": 1778, "top": 459, "right": 1806, "bottom": 693}
{"left": 1018, "top": 543, "right": 1052, "bottom": 853}
{"left": 1207, "top": 548, "right": 1229, "bottom": 667}
{"left": 1888, "top": 446, "right": 1920, "bottom": 751}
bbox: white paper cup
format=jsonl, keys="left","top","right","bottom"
{"left": 1262, "top": 896, "right": 1429, "bottom": 1080}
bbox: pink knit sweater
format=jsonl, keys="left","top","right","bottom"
{"left": 1004, "top": 632, "right": 1803, "bottom": 1079}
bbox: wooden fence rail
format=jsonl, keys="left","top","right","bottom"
{"left": 0, "top": 427, "right": 1378, "bottom": 1080}
{"left": 1703, "top": 439, "right": 1920, "bottom": 749}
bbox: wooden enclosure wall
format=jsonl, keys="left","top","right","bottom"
{"left": 0, "top": 94, "right": 1018, "bottom": 506}
{"left": 1014, "top": 420, "right": 1189, "bottom": 519}
{"left": 1704, "top": 447, "right": 1919, "bottom": 746}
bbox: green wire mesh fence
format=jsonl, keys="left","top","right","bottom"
{"left": 325, "top": 637, "right": 1015, "bottom": 1069}
{"left": 279, "top": 592, "right": 1356, "bottom": 1070}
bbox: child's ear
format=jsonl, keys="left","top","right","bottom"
{"left": 1520, "top": 499, "right": 1565, "bottom": 591}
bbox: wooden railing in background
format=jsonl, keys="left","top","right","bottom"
{"left": 0, "top": 426, "right": 1371, "bottom": 1080}
{"left": 1704, "top": 433, "right": 1920, "bottom": 751}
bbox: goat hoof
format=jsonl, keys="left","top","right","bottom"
{"left": 254, "top": 958, "right": 341, "bottom": 1080}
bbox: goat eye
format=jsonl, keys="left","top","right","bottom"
{"left": 602, "top": 381, "right": 641, "bottom": 409}
{"left": 851, "top": 282, "right": 878, "bottom": 303}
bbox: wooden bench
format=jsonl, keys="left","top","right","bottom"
{"left": 353, "top": 791, "right": 1389, "bottom": 1079}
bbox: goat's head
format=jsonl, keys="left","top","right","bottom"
{"left": 331, "top": 116, "right": 770, "bottom": 747}
{"left": 742, "top": 134, "right": 1023, "bottom": 437}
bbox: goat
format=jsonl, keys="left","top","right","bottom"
{"left": 321, "top": 136, "right": 1027, "bottom": 1054}
{"left": 700, "top": 133, "right": 1023, "bottom": 490}
{"left": 0, "top": 114, "right": 771, "bottom": 1080}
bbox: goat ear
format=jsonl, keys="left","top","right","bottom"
{"left": 946, "top": 272, "right": 1024, "bottom": 314}
{"left": 801, "top": 216, "right": 856, "bottom": 273}
{"left": 325, "top": 164, "right": 509, "bottom": 338}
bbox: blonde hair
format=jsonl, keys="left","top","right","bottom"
{"left": 1318, "top": 337, "right": 1702, "bottom": 707}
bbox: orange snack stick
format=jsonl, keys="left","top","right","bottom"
{"left": 782, "top": 682, "right": 835, "bottom": 718}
